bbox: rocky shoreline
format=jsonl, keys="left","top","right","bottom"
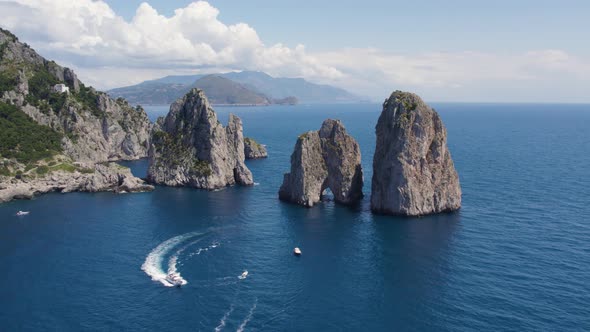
{"left": 0, "top": 163, "right": 153, "bottom": 203}
{"left": 0, "top": 28, "right": 153, "bottom": 203}
{"left": 0, "top": 28, "right": 461, "bottom": 217}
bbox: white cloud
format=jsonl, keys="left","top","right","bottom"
{"left": 0, "top": 0, "right": 343, "bottom": 79}
{"left": 315, "top": 49, "right": 590, "bottom": 102}
{"left": 1, "top": 0, "right": 589, "bottom": 102}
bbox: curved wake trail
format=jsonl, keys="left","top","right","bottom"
{"left": 214, "top": 305, "right": 234, "bottom": 332}
{"left": 141, "top": 232, "right": 203, "bottom": 287}
{"left": 187, "top": 241, "right": 220, "bottom": 258}
{"left": 237, "top": 300, "right": 257, "bottom": 332}
{"left": 166, "top": 237, "right": 207, "bottom": 286}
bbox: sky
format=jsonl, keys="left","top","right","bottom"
{"left": 1, "top": 0, "right": 589, "bottom": 102}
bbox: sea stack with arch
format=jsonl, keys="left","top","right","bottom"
{"left": 371, "top": 90, "right": 461, "bottom": 216}
{"left": 278, "top": 119, "right": 363, "bottom": 207}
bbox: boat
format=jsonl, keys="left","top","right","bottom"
{"left": 293, "top": 247, "right": 302, "bottom": 256}
{"left": 16, "top": 211, "right": 30, "bottom": 216}
{"left": 238, "top": 270, "right": 248, "bottom": 279}
{"left": 165, "top": 273, "right": 184, "bottom": 287}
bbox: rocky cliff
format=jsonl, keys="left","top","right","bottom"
{"left": 148, "top": 89, "right": 254, "bottom": 189}
{"left": 0, "top": 28, "right": 153, "bottom": 203}
{"left": 371, "top": 91, "right": 461, "bottom": 216}
{"left": 0, "top": 28, "right": 151, "bottom": 163}
{"left": 244, "top": 137, "right": 268, "bottom": 159}
{"left": 279, "top": 119, "right": 363, "bottom": 207}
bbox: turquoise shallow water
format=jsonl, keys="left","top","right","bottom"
{"left": 1, "top": 103, "right": 589, "bottom": 331}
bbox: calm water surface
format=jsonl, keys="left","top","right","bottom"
{"left": 1, "top": 103, "right": 589, "bottom": 331}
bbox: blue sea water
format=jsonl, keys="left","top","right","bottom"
{"left": 1, "top": 103, "right": 589, "bottom": 331}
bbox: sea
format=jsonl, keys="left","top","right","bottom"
{"left": 1, "top": 103, "right": 589, "bottom": 331}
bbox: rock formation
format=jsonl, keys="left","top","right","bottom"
{"left": 371, "top": 91, "right": 461, "bottom": 216}
{"left": 0, "top": 28, "right": 153, "bottom": 203}
{"left": 244, "top": 138, "right": 268, "bottom": 159}
{"left": 0, "top": 29, "right": 151, "bottom": 163}
{"left": 0, "top": 163, "right": 153, "bottom": 203}
{"left": 279, "top": 119, "right": 363, "bottom": 207}
{"left": 148, "top": 89, "right": 254, "bottom": 189}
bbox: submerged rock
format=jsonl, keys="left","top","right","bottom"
{"left": 371, "top": 91, "right": 461, "bottom": 216}
{"left": 279, "top": 119, "right": 363, "bottom": 207}
{"left": 147, "top": 89, "right": 253, "bottom": 189}
{"left": 244, "top": 137, "right": 268, "bottom": 159}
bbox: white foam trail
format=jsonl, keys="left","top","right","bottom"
{"left": 236, "top": 300, "right": 257, "bottom": 332}
{"left": 187, "top": 241, "right": 221, "bottom": 258}
{"left": 166, "top": 237, "right": 204, "bottom": 286}
{"left": 214, "top": 304, "right": 234, "bottom": 332}
{"left": 141, "top": 232, "right": 202, "bottom": 287}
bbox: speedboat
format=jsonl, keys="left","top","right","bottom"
{"left": 293, "top": 247, "right": 302, "bottom": 256}
{"left": 165, "top": 273, "right": 184, "bottom": 287}
{"left": 16, "top": 211, "right": 30, "bottom": 216}
{"left": 238, "top": 270, "right": 248, "bottom": 279}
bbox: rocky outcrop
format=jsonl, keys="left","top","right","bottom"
{"left": 148, "top": 89, "right": 253, "bottom": 189}
{"left": 244, "top": 138, "right": 268, "bottom": 159}
{"left": 371, "top": 91, "right": 461, "bottom": 216}
{"left": 0, "top": 28, "right": 152, "bottom": 163}
{"left": 0, "top": 163, "right": 154, "bottom": 203}
{"left": 279, "top": 119, "right": 363, "bottom": 207}
{"left": 0, "top": 28, "right": 153, "bottom": 203}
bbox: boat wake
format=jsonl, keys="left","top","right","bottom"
{"left": 187, "top": 241, "right": 220, "bottom": 258}
{"left": 142, "top": 231, "right": 217, "bottom": 287}
{"left": 214, "top": 304, "right": 234, "bottom": 332}
{"left": 237, "top": 300, "right": 258, "bottom": 332}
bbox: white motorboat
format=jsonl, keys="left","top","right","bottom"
{"left": 16, "top": 211, "right": 30, "bottom": 216}
{"left": 165, "top": 273, "right": 184, "bottom": 287}
{"left": 293, "top": 247, "right": 302, "bottom": 256}
{"left": 238, "top": 270, "right": 248, "bottom": 279}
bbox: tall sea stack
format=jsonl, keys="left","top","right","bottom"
{"left": 279, "top": 119, "right": 363, "bottom": 207}
{"left": 147, "top": 89, "right": 253, "bottom": 189}
{"left": 371, "top": 91, "right": 461, "bottom": 216}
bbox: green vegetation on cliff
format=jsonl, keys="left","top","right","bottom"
{"left": 25, "top": 67, "right": 69, "bottom": 113}
{"left": 244, "top": 137, "right": 262, "bottom": 149}
{"left": 152, "top": 130, "right": 211, "bottom": 176}
{"left": 0, "top": 71, "right": 16, "bottom": 96}
{"left": 74, "top": 84, "right": 102, "bottom": 116}
{"left": 0, "top": 102, "right": 63, "bottom": 163}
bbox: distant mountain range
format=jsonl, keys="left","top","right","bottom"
{"left": 108, "top": 71, "right": 362, "bottom": 105}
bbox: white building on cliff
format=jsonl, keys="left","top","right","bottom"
{"left": 53, "top": 84, "right": 69, "bottom": 94}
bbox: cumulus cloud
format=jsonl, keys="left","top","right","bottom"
{"left": 1, "top": 0, "right": 589, "bottom": 102}
{"left": 0, "top": 0, "right": 342, "bottom": 79}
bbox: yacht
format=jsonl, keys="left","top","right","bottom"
{"left": 238, "top": 270, "right": 248, "bottom": 279}
{"left": 16, "top": 211, "right": 30, "bottom": 216}
{"left": 294, "top": 247, "right": 302, "bottom": 256}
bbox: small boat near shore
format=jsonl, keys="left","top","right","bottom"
{"left": 16, "top": 211, "right": 30, "bottom": 216}
{"left": 294, "top": 247, "right": 302, "bottom": 256}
